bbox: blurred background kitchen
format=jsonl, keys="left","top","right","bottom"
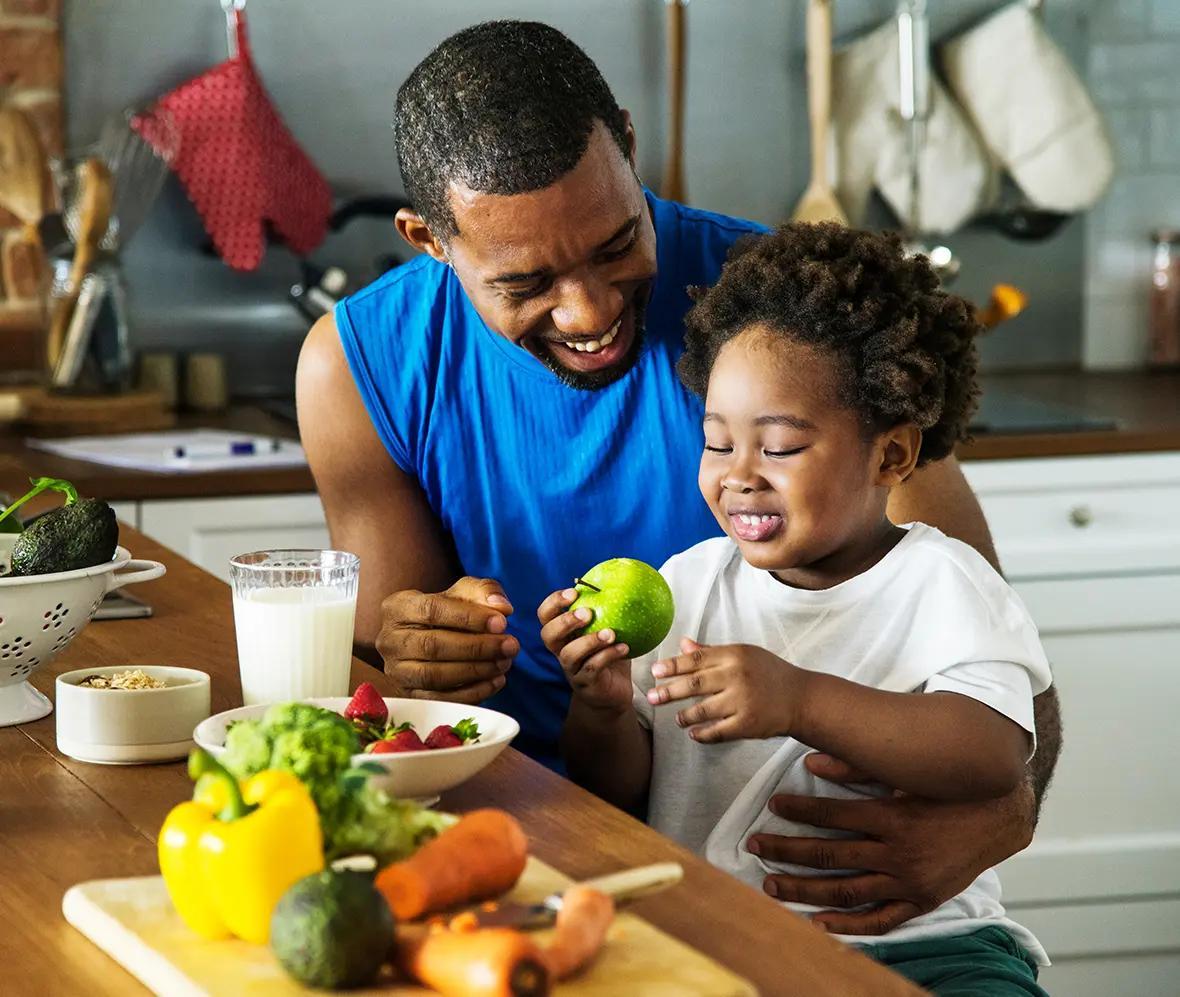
{"left": 2, "top": 2, "right": 1179, "bottom": 995}
{"left": 0, "top": 0, "right": 1173, "bottom": 395}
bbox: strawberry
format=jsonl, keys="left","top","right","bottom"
{"left": 344, "top": 682, "right": 388, "bottom": 725}
{"left": 424, "top": 724, "right": 464, "bottom": 750}
{"left": 369, "top": 728, "right": 425, "bottom": 753}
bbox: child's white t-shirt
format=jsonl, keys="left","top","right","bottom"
{"left": 631, "top": 522, "right": 1053, "bottom": 962}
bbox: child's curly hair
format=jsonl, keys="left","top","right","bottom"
{"left": 678, "top": 223, "right": 980, "bottom": 466}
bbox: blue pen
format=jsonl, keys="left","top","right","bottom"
{"left": 170, "top": 439, "right": 284, "bottom": 460}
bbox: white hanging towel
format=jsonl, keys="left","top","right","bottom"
{"left": 940, "top": 2, "right": 1114, "bottom": 213}
{"left": 832, "top": 19, "right": 994, "bottom": 234}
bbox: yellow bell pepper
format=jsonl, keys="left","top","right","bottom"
{"left": 158, "top": 749, "right": 324, "bottom": 944}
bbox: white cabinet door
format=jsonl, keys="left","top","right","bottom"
{"left": 138, "top": 495, "right": 331, "bottom": 583}
{"left": 1000, "top": 623, "right": 1180, "bottom": 904}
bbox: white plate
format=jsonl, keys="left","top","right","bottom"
{"left": 194, "top": 697, "right": 519, "bottom": 801}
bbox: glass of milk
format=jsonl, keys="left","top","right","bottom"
{"left": 229, "top": 549, "right": 360, "bottom": 706}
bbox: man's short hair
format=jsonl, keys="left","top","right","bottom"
{"left": 395, "top": 20, "right": 631, "bottom": 241}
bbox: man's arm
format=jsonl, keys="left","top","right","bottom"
{"left": 296, "top": 313, "right": 462, "bottom": 656}
{"left": 887, "top": 454, "right": 1061, "bottom": 813}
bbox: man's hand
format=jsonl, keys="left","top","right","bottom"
{"left": 376, "top": 577, "right": 517, "bottom": 704}
{"left": 539, "top": 588, "right": 633, "bottom": 714}
{"left": 646, "top": 638, "right": 804, "bottom": 741}
{"left": 748, "top": 753, "right": 1036, "bottom": 935}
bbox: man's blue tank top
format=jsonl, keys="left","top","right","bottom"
{"left": 336, "top": 192, "right": 766, "bottom": 768}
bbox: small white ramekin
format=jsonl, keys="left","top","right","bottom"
{"left": 55, "top": 666, "right": 211, "bottom": 764}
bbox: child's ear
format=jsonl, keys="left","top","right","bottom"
{"left": 874, "top": 424, "right": 922, "bottom": 486}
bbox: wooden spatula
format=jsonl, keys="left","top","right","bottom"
{"left": 0, "top": 105, "right": 46, "bottom": 228}
{"left": 791, "top": 0, "right": 848, "bottom": 225}
{"left": 46, "top": 158, "right": 112, "bottom": 371}
{"left": 660, "top": 0, "right": 688, "bottom": 203}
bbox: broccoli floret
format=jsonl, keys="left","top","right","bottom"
{"left": 223, "top": 720, "right": 273, "bottom": 777}
{"left": 220, "top": 704, "right": 359, "bottom": 813}
{"left": 325, "top": 779, "right": 455, "bottom": 864}
{"left": 270, "top": 723, "right": 359, "bottom": 813}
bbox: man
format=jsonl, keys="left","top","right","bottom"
{"left": 297, "top": 20, "right": 1062, "bottom": 938}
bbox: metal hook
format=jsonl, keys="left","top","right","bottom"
{"left": 220, "top": 0, "right": 246, "bottom": 57}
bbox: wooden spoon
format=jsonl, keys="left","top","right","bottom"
{"left": 660, "top": 0, "right": 688, "bottom": 203}
{"left": 791, "top": 0, "right": 848, "bottom": 225}
{"left": 0, "top": 105, "right": 46, "bottom": 227}
{"left": 46, "top": 158, "right": 112, "bottom": 370}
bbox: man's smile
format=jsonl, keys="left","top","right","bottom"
{"left": 537, "top": 307, "right": 633, "bottom": 373}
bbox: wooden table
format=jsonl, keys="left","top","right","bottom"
{"left": 1, "top": 527, "right": 923, "bottom": 996}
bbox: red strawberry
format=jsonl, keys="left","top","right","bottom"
{"left": 369, "top": 728, "right": 425, "bottom": 753}
{"left": 424, "top": 724, "right": 464, "bottom": 750}
{"left": 344, "top": 682, "right": 388, "bottom": 725}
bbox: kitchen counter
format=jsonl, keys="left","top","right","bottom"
{"left": 961, "top": 370, "right": 1180, "bottom": 461}
{"left": 4, "top": 527, "right": 922, "bottom": 996}
{"left": 1, "top": 372, "right": 1177, "bottom": 508}
{"left": 0, "top": 406, "right": 314, "bottom": 504}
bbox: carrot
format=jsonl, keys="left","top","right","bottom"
{"left": 396, "top": 926, "right": 551, "bottom": 997}
{"left": 541, "top": 885, "right": 616, "bottom": 980}
{"left": 375, "top": 809, "right": 529, "bottom": 920}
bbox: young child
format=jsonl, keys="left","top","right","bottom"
{"left": 539, "top": 224, "right": 1053, "bottom": 995}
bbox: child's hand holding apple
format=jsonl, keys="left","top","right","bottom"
{"left": 538, "top": 586, "right": 635, "bottom": 714}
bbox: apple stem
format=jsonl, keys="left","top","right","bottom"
{"left": 573, "top": 577, "right": 601, "bottom": 593}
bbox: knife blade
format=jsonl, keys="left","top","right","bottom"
{"left": 462, "top": 862, "right": 684, "bottom": 930}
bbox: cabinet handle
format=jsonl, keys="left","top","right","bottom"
{"left": 1069, "top": 504, "right": 1093, "bottom": 528}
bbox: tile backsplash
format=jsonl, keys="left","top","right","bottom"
{"left": 1085, "top": 0, "right": 1180, "bottom": 368}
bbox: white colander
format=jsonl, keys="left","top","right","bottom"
{"left": 0, "top": 534, "right": 166, "bottom": 726}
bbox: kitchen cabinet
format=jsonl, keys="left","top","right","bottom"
{"left": 129, "top": 494, "right": 330, "bottom": 583}
{"left": 962, "top": 452, "right": 1180, "bottom": 997}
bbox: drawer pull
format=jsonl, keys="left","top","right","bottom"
{"left": 1069, "top": 504, "right": 1093, "bottom": 528}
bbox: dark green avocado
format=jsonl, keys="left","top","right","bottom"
{"left": 9, "top": 498, "right": 119, "bottom": 576}
{"left": 270, "top": 869, "right": 394, "bottom": 990}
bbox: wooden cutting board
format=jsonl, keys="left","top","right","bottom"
{"left": 63, "top": 858, "right": 756, "bottom": 997}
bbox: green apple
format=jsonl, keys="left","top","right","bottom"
{"left": 571, "top": 558, "right": 675, "bottom": 658}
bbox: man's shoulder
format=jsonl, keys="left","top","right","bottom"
{"left": 654, "top": 195, "right": 770, "bottom": 242}
{"left": 345, "top": 253, "right": 448, "bottom": 311}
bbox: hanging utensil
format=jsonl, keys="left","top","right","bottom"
{"left": 136, "top": 0, "right": 331, "bottom": 271}
{"left": 46, "top": 158, "right": 112, "bottom": 371}
{"left": 791, "top": 0, "right": 848, "bottom": 224}
{"left": 0, "top": 105, "right": 46, "bottom": 228}
{"left": 895, "top": 0, "right": 959, "bottom": 283}
{"left": 0, "top": 104, "right": 50, "bottom": 312}
{"left": 660, "top": 0, "right": 688, "bottom": 203}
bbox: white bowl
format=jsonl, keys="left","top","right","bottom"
{"left": 55, "top": 666, "right": 211, "bottom": 764}
{"left": 0, "top": 534, "right": 167, "bottom": 727}
{"left": 194, "top": 697, "right": 519, "bottom": 801}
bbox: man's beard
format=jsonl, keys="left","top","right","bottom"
{"left": 534, "top": 294, "right": 649, "bottom": 392}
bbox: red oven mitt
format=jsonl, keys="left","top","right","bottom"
{"left": 137, "top": 11, "right": 331, "bottom": 271}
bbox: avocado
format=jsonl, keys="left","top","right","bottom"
{"left": 8, "top": 498, "right": 118, "bottom": 576}
{"left": 270, "top": 870, "right": 394, "bottom": 990}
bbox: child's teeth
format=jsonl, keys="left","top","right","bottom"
{"left": 761, "top": 515, "right": 771, "bottom": 523}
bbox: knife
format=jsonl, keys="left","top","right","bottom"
{"left": 463, "top": 862, "right": 684, "bottom": 930}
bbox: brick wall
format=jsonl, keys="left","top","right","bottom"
{"left": 1085, "top": 0, "right": 1180, "bottom": 368}
{"left": 0, "top": 0, "right": 62, "bottom": 377}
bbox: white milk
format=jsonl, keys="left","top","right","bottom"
{"left": 233, "top": 586, "right": 357, "bottom": 706}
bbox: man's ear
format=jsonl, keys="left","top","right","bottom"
{"left": 395, "top": 207, "right": 448, "bottom": 263}
{"left": 875, "top": 423, "right": 922, "bottom": 487}
{"left": 620, "top": 109, "right": 638, "bottom": 168}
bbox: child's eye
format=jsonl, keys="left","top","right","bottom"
{"left": 763, "top": 447, "right": 807, "bottom": 458}
{"left": 703, "top": 445, "right": 732, "bottom": 455}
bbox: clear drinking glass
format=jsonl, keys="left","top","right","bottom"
{"left": 229, "top": 549, "right": 360, "bottom": 706}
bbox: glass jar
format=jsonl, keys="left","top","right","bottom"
{"left": 1149, "top": 229, "right": 1180, "bottom": 368}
